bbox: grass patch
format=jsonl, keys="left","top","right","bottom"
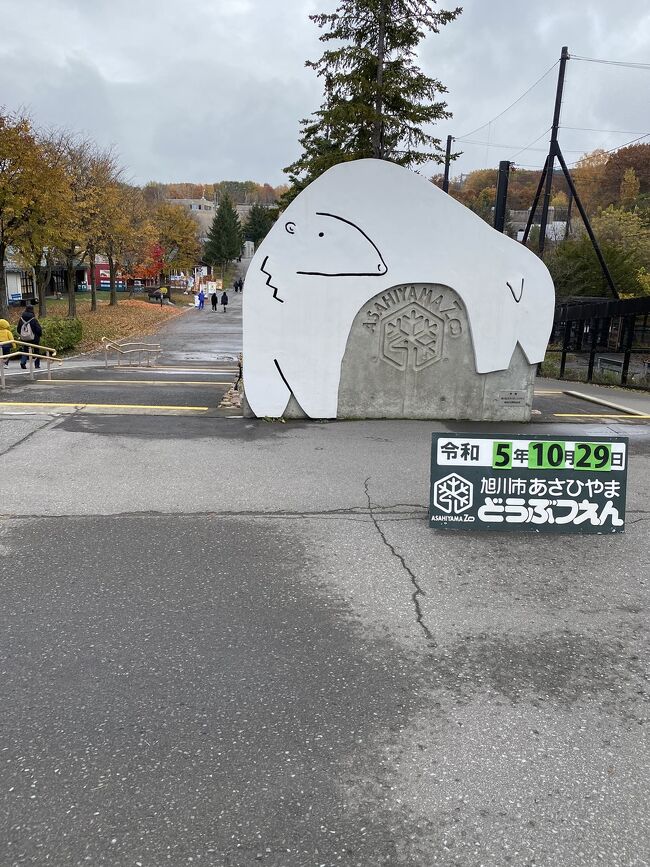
{"left": 6, "top": 297, "right": 186, "bottom": 354}
{"left": 538, "top": 352, "right": 587, "bottom": 381}
{"left": 592, "top": 370, "right": 624, "bottom": 386}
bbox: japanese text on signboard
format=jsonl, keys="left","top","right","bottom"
{"left": 430, "top": 434, "right": 627, "bottom": 533}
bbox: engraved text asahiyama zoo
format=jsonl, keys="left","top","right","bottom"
{"left": 362, "top": 285, "right": 463, "bottom": 372}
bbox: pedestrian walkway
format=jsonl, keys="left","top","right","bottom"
{"left": 0, "top": 277, "right": 245, "bottom": 417}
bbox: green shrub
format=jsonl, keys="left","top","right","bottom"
{"left": 42, "top": 318, "right": 83, "bottom": 352}
{"left": 12, "top": 318, "right": 83, "bottom": 353}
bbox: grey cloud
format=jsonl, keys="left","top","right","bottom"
{"left": 0, "top": 0, "right": 648, "bottom": 184}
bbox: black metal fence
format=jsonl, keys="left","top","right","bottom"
{"left": 547, "top": 296, "right": 650, "bottom": 386}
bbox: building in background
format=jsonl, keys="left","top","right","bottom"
{"left": 2, "top": 249, "right": 35, "bottom": 304}
{"left": 165, "top": 197, "right": 214, "bottom": 241}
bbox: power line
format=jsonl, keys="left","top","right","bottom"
{"left": 455, "top": 137, "right": 586, "bottom": 153}
{"left": 509, "top": 127, "right": 552, "bottom": 161}
{"left": 571, "top": 55, "right": 650, "bottom": 70}
{"left": 561, "top": 125, "right": 649, "bottom": 135}
{"left": 565, "top": 132, "right": 650, "bottom": 167}
{"left": 455, "top": 132, "right": 650, "bottom": 173}
{"left": 455, "top": 60, "right": 559, "bottom": 140}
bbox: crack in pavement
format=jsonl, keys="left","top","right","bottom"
{"left": 0, "top": 414, "right": 65, "bottom": 458}
{"left": 0, "top": 505, "right": 429, "bottom": 520}
{"left": 363, "top": 477, "right": 436, "bottom": 647}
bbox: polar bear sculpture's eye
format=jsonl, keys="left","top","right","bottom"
{"left": 285, "top": 222, "right": 296, "bottom": 234}
{"left": 319, "top": 232, "right": 324, "bottom": 237}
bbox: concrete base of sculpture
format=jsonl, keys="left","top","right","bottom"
{"left": 243, "top": 283, "right": 537, "bottom": 422}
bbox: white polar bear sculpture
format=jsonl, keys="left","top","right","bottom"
{"left": 243, "top": 158, "right": 555, "bottom": 419}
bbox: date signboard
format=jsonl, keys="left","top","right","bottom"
{"left": 429, "top": 433, "right": 628, "bottom": 533}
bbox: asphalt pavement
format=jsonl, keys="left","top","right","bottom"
{"left": 0, "top": 289, "right": 648, "bottom": 866}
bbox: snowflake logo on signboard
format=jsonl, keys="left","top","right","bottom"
{"left": 380, "top": 302, "right": 443, "bottom": 371}
{"left": 433, "top": 473, "right": 473, "bottom": 515}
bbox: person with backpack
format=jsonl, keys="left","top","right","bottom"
{"left": 221, "top": 290, "right": 229, "bottom": 313}
{"left": 18, "top": 305, "right": 43, "bottom": 369}
{"left": 0, "top": 318, "right": 15, "bottom": 366}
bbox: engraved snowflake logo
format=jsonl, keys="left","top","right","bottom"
{"left": 380, "top": 302, "right": 444, "bottom": 371}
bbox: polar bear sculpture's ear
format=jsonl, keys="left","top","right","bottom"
{"left": 285, "top": 221, "right": 296, "bottom": 234}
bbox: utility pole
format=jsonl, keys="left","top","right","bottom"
{"left": 493, "top": 161, "right": 511, "bottom": 232}
{"left": 522, "top": 45, "right": 618, "bottom": 297}
{"left": 538, "top": 46, "right": 569, "bottom": 256}
{"left": 442, "top": 135, "right": 453, "bottom": 193}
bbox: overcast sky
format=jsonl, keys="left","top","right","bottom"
{"left": 1, "top": 0, "right": 649, "bottom": 186}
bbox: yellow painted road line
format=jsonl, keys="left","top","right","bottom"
{"left": 0, "top": 401, "right": 210, "bottom": 411}
{"left": 535, "top": 390, "right": 562, "bottom": 394}
{"left": 553, "top": 413, "right": 650, "bottom": 419}
{"left": 148, "top": 367, "right": 237, "bottom": 372}
{"left": 38, "top": 379, "right": 231, "bottom": 386}
{"left": 563, "top": 389, "right": 648, "bottom": 417}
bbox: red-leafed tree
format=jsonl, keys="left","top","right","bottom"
{"left": 133, "top": 243, "right": 165, "bottom": 281}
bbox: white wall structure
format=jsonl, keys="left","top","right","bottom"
{"left": 243, "top": 159, "right": 555, "bottom": 419}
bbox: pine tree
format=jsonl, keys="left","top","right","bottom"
{"left": 204, "top": 194, "right": 242, "bottom": 278}
{"left": 243, "top": 204, "right": 277, "bottom": 249}
{"left": 284, "top": 0, "right": 462, "bottom": 197}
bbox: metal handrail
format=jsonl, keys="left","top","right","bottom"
{"left": 0, "top": 341, "right": 63, "bottom": 390}
{"left": 101, "top": 337, "right": 161, "bottom": 368}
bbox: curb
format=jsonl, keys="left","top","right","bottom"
{"left": 563, "top": 390, "right": 648, "bottom": 418}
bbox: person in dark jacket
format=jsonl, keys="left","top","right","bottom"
{"left": 211, "top": 291, "right": 218, "bottom": 311}
{"left": 17, "top": 305, "right": 43, "bottom": 369}
{"left": 221, "top": 291, "right": 229, "bottom": 313}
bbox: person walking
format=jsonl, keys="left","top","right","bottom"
{"left": 17, "top": 305, "right": 43, "bottom": 369}
{"left": 211, "top": 291, "right": 218, "bottom": 312}
{"left": 221, "top": 290, "right": 229, "bottom": 313}
{"left": 0, "top": 318, "right": 15, "bottom": 366}
{"left": 198, "top": 289, "right": 205, "bottom": 310}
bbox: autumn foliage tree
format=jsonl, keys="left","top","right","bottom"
{"left": 0, "top": 111, "right": 73, "bottom": 318}
{"left": 11, "top": 129, "right": 74, "bottom": 319}
{"left": 56, "top": 138, "right": 122, "bottom": 317}
{"left": 600, "top": 143, "right": 650, "bottom": 208}
{"left": 101, "top": 184, "right": 155, "bottom": 306}
{"left": 153, "top": 202, "right": 201, "bottom": 301}
{"left": 619, "top": 167, "right": 640, "bottom": 210}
